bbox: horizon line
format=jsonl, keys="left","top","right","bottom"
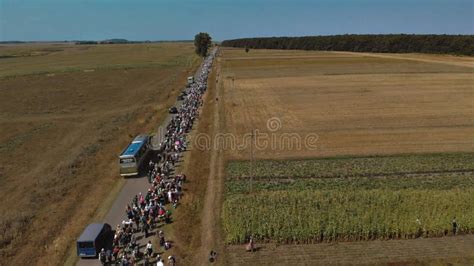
{"left": 2, "top": 33, "right": 473, "bottom": 43}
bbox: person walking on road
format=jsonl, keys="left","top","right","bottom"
{"left": 99, "top": 248, "right": 106, "bottom": 265}
{"left": 143, "top": 221, "right": 149, "bottom": 238}
{"left": 168, "top": 255, "right": 176, "bottom": 266}
{"left": 452, "top": 217, "right": 458, "bottom": 235}
{"left": 146, "top": 240, "right": 153, "bottom": 258}
{"left": 246, "top": 236, "right": 255, "bottom": 252}
{"left": 158, "top": 230, "right": 166, "bottom": 250}
{"left": 156, "top": 254, "right": 165, "bottom": 266}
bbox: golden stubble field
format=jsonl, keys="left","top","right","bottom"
{"left": 0, "top": 43, "right": 199, "bottom": 264}
{"left": 220, "top": 48, "right": 474, "bottom": 160}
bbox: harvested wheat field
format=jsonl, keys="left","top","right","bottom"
{"left": 220, "top": 48, "right": 474, "bottom": 159}
{"left": 213, "top": 48, "right": 474, "bottom": 264}
{"left": 0, "top": 43, "right": 199, "bottom": 265}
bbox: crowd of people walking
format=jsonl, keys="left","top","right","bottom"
{"left": 99, "top": 49, "right": 216, "bottom": 265}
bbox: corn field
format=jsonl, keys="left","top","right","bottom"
{"left": 223, "top": 154, "right": 474, "bottom": 244}
{"left": 222, "top": 188, "right": 474, "bottom": 244}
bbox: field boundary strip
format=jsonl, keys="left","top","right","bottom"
{"left": 226, "top": 152, "right": 474, "bottom": 179}
{"left": 227, "top": 169, "right": 474, "bottom": 180}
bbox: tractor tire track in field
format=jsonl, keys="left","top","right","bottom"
{"left": 196, "top": 55, "right": 225, "bottom": 264}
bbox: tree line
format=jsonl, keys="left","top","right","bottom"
{"left": 221, "top": 34, "right": 474, "bottom": 56}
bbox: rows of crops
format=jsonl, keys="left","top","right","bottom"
{"left": 222, "top": 188, "right": 474, "bottom": 244}
{"left": 225, "top": 173, "right": 474, "bottom": 195}
{"left": 227, "top": 153, "right": 474, "bottom": 179}
{"left": 223, "top": 154, "right": 474, "bottom": 244}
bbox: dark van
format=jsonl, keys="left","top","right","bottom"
{"left": 77, "top": 223, "right": 112, "bottom": 258}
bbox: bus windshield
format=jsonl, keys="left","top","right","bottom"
{"left": 120, "top": 157, "right": 135, "bottom": 164}
{"left": 78, "top": 241, "right": 94, "bottom": 249}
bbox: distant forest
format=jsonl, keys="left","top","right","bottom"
{"left": 221, "top": 35, "right": 474, "bottom": 56}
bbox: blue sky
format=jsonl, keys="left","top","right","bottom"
{"left": 1, "top": 0, "right": 473, "bottom": 41}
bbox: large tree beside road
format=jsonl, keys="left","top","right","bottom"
{"left": 194, "top": 32, "right": 212, "bottom": 57}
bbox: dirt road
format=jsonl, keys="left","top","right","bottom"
{"left": 194, "top": 55, "right": 226, "bottom": 264}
